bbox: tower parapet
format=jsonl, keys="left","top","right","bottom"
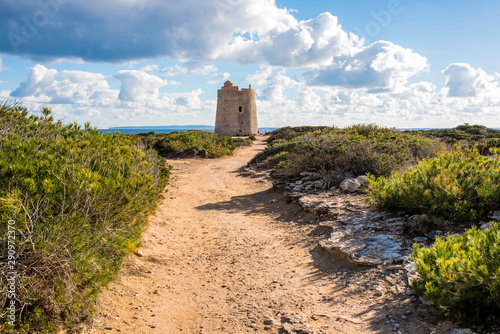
{"left": 214, "top": 81, "right": 258, "bottom": 136}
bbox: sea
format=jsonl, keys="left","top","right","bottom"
{"left": 99, "top": 126, "right": 500, "bottom": 135}
{"left": 99, "top": 125, "right": 279, "bottom": 135}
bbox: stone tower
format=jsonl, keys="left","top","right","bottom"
{"left": 214, "top": 80, "right": 258, "bottom": 136}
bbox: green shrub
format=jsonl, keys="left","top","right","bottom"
{"left": 407, "top": 124, "right": 500, "bottom": 154}
{"left": 412, "top": 223, "right": 500, "bottom": 325}
{"left": 250, "top": 124, "right": 443, "bottom": 186}
{"left": 369, "top": 146, "right": 500, "bottom": 222}
{"left": 266, "top": 126, "right": 329, "bottom": 145}
{"left": 0, "top": 104, "right": 170, "bottom": 332}
{"left": 138, "top": 130, "right": 250, "bottom": 158}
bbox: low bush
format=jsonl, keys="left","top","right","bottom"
{"left": 0, "top": 104, "right": 170, "bottom": 332}
{"left": 412, "top": 223, "right": 500, "bottom": 325}
{"left": 407, "top": 124, "right": 500, "bottom": 154}
{"left": 369, "top": 146, "right": 500, "bottom": 222}
{"left": 250, "top": 124, "right": 443, "bottom": 186}
{"left": 138, "top": 130, "right": 252, "bottom": 158}
{"left": 266, "top": 126, "right": 329, "bottom": 145}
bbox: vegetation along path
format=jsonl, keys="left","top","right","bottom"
{"left": 91, "top": 138, "right": 443, "bottom": 334}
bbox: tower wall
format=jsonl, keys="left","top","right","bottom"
{"left": 215, "top": 82, "right": 258, "bottom": 136}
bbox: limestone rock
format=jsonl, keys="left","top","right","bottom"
{"left": 320, "top": 234, "right": 402, "bottom": 266}
{"left": 404, "top": 260, "right": 419, "bottom": 286}
{"left": 340, "top": 178, "right": 361, "bottom": 192}
{"left": 480, "top": 222, "right": 492, "bottom": 230}
{"left": 355, "top": 175, "right": 369, "bottom": 187}
{"left": 298, "top": 195, "right": 338, "bottom": 213}
{"left": 134, "top": 250, "right": 144, "bottom": 257}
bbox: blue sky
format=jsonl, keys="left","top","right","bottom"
{"left": 0, "top": 0, "right": 499, "bottom": 128}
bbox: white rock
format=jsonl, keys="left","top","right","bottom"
{"left": 480, "top": 222, "right": 492, "bottom": 230}
{"left": 355, "top": 175, "right": 369, "bottom": 187}
{"left": 340, "top": 178, "right": 361, "bottom": 192}
{"left": 134, "top": 250, "right": 144, "bottom": 257}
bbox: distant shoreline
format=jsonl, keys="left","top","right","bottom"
{"left": 98, "top": 125, "right": 279, "bottom": 135}
{"left": 98, "top": 125, "right": 500, "bottom": 135}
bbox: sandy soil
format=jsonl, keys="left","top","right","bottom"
{"left": 90, "top": 138, "right": 446, "bottom": 334}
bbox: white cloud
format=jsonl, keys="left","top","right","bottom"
{"left": 0, "top": 58, "right": 3, "bottom": 72}
{"left": 11, "top": 65, "right": 57, "bottom": 98}
{"left": 243, "top": 65, "right": 274, "bottom": 85}
{"left": 160, "top": 64, "right": 218, "bottom": 76}
{"left": 113, "top": 70, "right": 169, "bottom": 102}
{"left": 0, "top": 90, "right": 11, "bottom": 100}
{"left": 258, "top": 12, "right": 361, "bottom": 68}
{"left": 11, "top": 65, "right": 119, "bottom": 107}
{"left": 305, "top": 41, "right": 429, "bottom": 90}
{"left": 442, "top": 63, "right": 499, "bottom": 98}
{"left": 260, "top": 71, "right": 300, "bottom": 101}
{"left": 140, "top": 64, "right": 159, "bottom": 72}
{"left": 160, "top": 64, "right": 230, "bottom": 85}
{"left": 207, "top": 72, "right": 231, "bottom": 84}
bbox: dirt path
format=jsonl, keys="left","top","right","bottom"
{"left": 90, "top": 138, "right": 442, "bottom": 334}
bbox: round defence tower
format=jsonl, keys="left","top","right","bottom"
{"left": 214, "top": 81, "right": 258, "bottom": 136}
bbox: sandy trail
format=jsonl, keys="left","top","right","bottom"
{"left": 91, "top": 138, "right": 438, "bottom": 334}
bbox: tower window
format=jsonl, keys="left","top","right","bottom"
{"left": 239, "top": 106, "right": 242, "bottom": 112}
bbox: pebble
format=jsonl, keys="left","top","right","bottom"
{"left": 134, "top": 250, "right": 144, "bottom": 257}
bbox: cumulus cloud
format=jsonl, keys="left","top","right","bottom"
{"left": 305, "top": 41, "right": 429, "bottom": 90}
{"left": 258, "top": 12, "right": 361, "bottom": 68}
{"left": 260, "top": 71, "right": 300, "bottom": 101}
{"left": 442, "top": 63, "right": 499, "bottom": 98}
{"left": 113, "top": 70, "right": 169, "bottom": 102}
{"left": 11, "top": 64, "right": 118, "bottom": 107}
{"left": 11, "top": 64, "right": 57, "bottom": 97}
